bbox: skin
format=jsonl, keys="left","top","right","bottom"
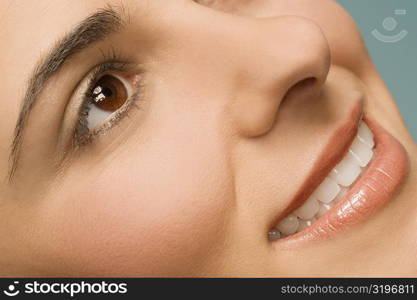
{"left": 0, "top": 0, "right": 416, "bottom": 277}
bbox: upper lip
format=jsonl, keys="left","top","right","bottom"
{"left": 269, "top": 96, "right": 364, "bottom": 228}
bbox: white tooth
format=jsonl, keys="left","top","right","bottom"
{"left": 333, "top": 187, "right": 348, "bottom": 204}
{"left": 297, "top": 218, "right": 315, "bottom": 232}
{"left": 349, "top": 137, "right": 374, "bottom": 167}
{"left": 357, "top": 122, "right": 375, "bottom": 149}
{"left": 268, "top": 229, "right": 282, "bottom": 241}
{"left": 277, "top": 214, "right": 299, "bottom": 236}
{"left": 330, "top": 154, "right": 362, "bottom": 187}
{"left": 314, "top": 177, "right": 341, "bottom": 204}
{"left": 316, "top": 203, "right": 333, "bottom": 218}
{"left": 294, "top": 195, "right": 320, "bottom": 220}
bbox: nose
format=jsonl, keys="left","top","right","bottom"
{"left": 231, "top": 16, "right": 331, "bottom": 137}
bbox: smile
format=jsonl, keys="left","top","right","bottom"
{"left": 268, "top": 113, "right": 409, "bottom": 244}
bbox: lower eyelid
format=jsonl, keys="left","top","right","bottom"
{"left": 75, "top": 88, "right": 142, "bottom": 148}
{"left": 87, "top": 105, "right": 114, "bottom": 130}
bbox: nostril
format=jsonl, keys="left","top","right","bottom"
{"left": 282, "top": 77, "right": 319, "bottom": 105}
{"left": 291, "top": 77, "right": 318, "bottom": 94}
{"left": 294, "top": 77, "right": 318, "bottom": 89}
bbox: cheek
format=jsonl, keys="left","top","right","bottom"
{"left": 43, "top": 135, "right": 233, "bottom": 276}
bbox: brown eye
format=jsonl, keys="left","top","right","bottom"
{"left": 92, "top": 75, "right": 128, "bottom": 112}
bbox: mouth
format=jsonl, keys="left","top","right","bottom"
{"left": 268, "top": 110, "right": 409, "bottom": 245}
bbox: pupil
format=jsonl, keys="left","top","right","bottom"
{"left": 102, "top": 86, "right": 113, "bottom": 98}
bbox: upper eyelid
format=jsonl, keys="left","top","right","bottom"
{"left": 83, "top": 61, "right": 132, "bottom": 98}
{"left": 83, "top": 47, "right": 146, "bottom": 94}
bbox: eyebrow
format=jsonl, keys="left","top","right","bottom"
{"left": 8, "top": 6, "right": 125, "bottom": 181}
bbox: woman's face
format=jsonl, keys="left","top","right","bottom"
{"left": 1, "top": 0, "right": 416, "bottom": 276}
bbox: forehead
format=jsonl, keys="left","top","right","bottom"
{"left": 1, "top": 1, "right": 112, "bottom": 74}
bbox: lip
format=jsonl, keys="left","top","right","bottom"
{"left": 269, "top": 97, "right": 362, "bottom": 228}
{"left": 270, "top": 106, "right": 410, "bottom": 247}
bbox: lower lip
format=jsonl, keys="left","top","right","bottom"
{"left": 275, "top": 118, "right": 410, "bottom": 247}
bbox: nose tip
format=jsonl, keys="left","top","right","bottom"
{"left": 232, "top": 16, "right": 331, "bottom": 138}
{"left": 275, "top": 16, "right": 331, "bottom": 87}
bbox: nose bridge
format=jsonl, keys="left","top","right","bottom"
{"left": 230, "top": 16, "right": 331, "bottom": 138}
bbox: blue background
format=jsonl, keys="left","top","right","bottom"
{"left": 337, "top": 0, "right": 417, "bottom": 141}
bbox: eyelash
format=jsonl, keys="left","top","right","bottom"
{"left": 73, "top": 61, "right": 143, "bottom": 148}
